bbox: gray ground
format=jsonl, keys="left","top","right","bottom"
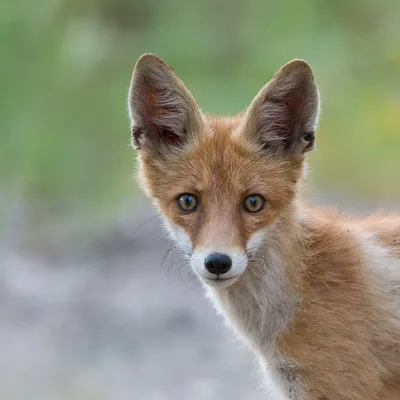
{"left": 1, "top": 195, "right": 396, "bottom": 400}
{"left": 0, "top": 203, "right": 265, "bottom": 400}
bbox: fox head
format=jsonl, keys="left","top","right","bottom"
{"left": 128, "top": 54, "right": 319, "bottom": 288}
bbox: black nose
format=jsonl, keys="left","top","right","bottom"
{"left": 204, "top": 253, "right": 232, "bottom": 275}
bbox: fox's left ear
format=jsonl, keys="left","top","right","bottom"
{"left": 128, "top": 54, "right": 203, "bottom": 153}
{"left": 240, "top": 59, "right": 320, "bottom": 155}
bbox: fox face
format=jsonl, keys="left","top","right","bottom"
{"left": 129, "top": 54, "right": 320, "bottom": 288}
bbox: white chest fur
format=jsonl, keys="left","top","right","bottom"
{"left": 205, "top": 268, "right": 303, "bottom": 400}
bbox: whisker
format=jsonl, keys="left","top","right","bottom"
{"left": 160, "top": 240, "right": 193, "bottom": 284}
{"left": 178, "top": 262, "right": 191, "bottom": 284}
{"left": 132, "top": 214, "right": 161, "bottom": 238}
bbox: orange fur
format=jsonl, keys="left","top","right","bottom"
{"left": 129, "top": 54, "right": 400, "bottom": 399}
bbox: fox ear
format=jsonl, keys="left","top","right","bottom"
{"left": 241, "top": 59, "right": 320, "bottom": 155}
{"left": 128, "top": 54, "right": 203, "bottom": 152}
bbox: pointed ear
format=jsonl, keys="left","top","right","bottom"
{"left": 128, "top": 54, "right": 203, "bottom": 152}
{"left": 240, "top": 59, "right": 320, "bottom": 156}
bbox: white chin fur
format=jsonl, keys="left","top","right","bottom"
{"left": 200, "top": 275, "right": 241, "bottom": 288}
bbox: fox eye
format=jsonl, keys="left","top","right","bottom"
{"left": 243, "top": 194, "right": 265, "bottom": 213}
{"left": 177, "top": 193, "right": 198, "bottom": 212}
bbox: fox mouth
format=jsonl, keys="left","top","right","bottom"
{"left": 201, "top": 275, "right": 240, "bottom": 288}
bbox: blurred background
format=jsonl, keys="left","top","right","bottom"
{"left": 1, "top": 1, "right": 399, "bottom": 399}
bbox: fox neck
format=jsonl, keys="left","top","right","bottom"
{"left": 204, "top": 205, "right": 303, "bottom": 361}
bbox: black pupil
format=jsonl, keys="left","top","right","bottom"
{"left": 249, "top": 196, "right": 258, "bottom": 208}
{"left": 183, "top": 195, "right": 193, "bottom": 207}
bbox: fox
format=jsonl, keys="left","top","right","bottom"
{"left": 127, "top": 53, "right": 400, "bottom": 399}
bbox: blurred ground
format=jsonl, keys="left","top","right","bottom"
{"left": 1, "top": 2, "right": 400, "bottom": 399}
{"left": 0, "top": 201, "right": 265, "bottom": 400}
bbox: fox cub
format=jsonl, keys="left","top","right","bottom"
{"left": 128, "top": 54, "right": 400, "bottom": 399}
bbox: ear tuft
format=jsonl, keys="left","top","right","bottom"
{"left": 128, "top": 54, "right": 201, "bottom": 153}
{"left": 242, "top": 59, "right": 320, "bottom": 156}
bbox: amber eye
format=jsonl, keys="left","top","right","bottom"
{"left": 243, "top": 194, "right": 265, "bottom": 213}
{"left": 177, "top": 193, "right": 198, "bottom": 212}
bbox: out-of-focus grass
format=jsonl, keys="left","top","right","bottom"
{"left": 1, "top": 0, "right": 399, "bottom": 232}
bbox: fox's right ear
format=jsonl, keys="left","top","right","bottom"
{"left": 128, "top": 54, "right": 203, "bottom": 153}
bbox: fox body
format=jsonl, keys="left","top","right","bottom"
{"left": 128, "top": 54, "right": 400, "bottom": 399}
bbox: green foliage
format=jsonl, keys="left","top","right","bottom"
{"left": 1, "top": 0, "right": 399, "bottom": 225}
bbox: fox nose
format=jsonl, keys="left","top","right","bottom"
{"left": 204, "top": 253, "right": 232, "bottom": 275}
